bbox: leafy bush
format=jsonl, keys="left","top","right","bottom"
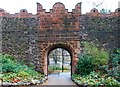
{"left": 76, "top": 54, "right": 95, "bottom": 75}
{"left": 1, "top": 54, "right": 16, "bottom": 61}
{"left": 111, "top": 49, "right": 120, "bottom": 67}
{"left": 74, "top": 42, "right": 120, "bottom": 86}
{"left": 72, "top": 71, "right": 120, "bottom": 87}
{"left": 0, "top": 54, "right": 17, "bottom": 73}
{"left": 2, "top": 62, "right": 17, "bottom": 73}
{"left": 0, "top": 54, "right": 45, "bottom": 84}
{"left": 108, "top": 48, "right": 120, "bottom": 82}
{"left": 108, "top": 66, "right": 120, "bottom": 82}
{"left": 81, "top": 42, "right": 109, "bottom": 71}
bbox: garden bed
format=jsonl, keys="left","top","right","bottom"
{"left": 1, "top": 76, "right": 47, "bottom": 86}
{"left": 0, "top": 54, "right": 47, "bottom": 86}
{"left": 72, "top": 42, "right": 120, "bottom": 87}
{"left": 72, "top": 71, "right": 120, "bottom": 87}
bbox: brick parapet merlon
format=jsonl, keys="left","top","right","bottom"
{"left": 37, "top": 2, "right": 81, "bottom": 30}
{"left": 85, "top": 8, "right": 120, "bottom": 17}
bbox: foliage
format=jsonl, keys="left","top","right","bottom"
{"left": 111, "top": 48, "right": 120, "bottom": 67}
{"left": 100, "top": 8, "right": 111, "bottom": 14}
{"left": 0, "top": 54, "right": 16, "bottom": 61}
{"left": 107, "top": 66, "right": 120, "bottom": 82}
{"left": 76, "top": 54, "right": 95, "bottom": 75}
{"left": 73, "top": 42, "right": 120, "bottom": 86}
{"left": 0, "top": 54, "right": 45, "bottom": 84}
{"left": 72, "top": 71, "right": 120, "bottom": 87}
{"left": 81, "top": 42, "right": 109, "bottom": 70}
{"left": 63, "top": 66, "right": 70, "bottom": 70}
{"left": 0, "top": 54, "right": 17, "bottom": 73}
{"left": 48, "top": 65, "right": 62, "bottom": 71}
{"left": 108, "top": 48, "right": 120, "bottom": 81}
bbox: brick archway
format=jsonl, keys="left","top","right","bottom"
{"left": 40, "top": 41, "right": 80, "bottom": 76}
{"left": 47, "top": 45, "right": 72, "bottom": 75}
{"left": 37, "top": 2, "right": 81, "bottom": 76}
{"left": 46, "top": 43, "right": 74, "bottom": 75}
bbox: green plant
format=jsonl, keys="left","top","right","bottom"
{"left": 1, "top": 54, "right": 45, "bottom": 84}
{"left": 2, "top": 73, "right": 18, "bottom": 82}
{"left": 76, "top": 54, "right": 95, "bottom": 75}
{"left": 18, "top": 71, "right": 29, "bottom": 77}
{"left": 105, "top": 77, "right": 120, "bottom": 87}
{"left": 48, "top": 64, "right": 62, "bottom": 71}
{"left": 72, "top": 71, "right": 120, "bottom": 87}
{"left": 108, "top": 48, "right": 120, "bottom": 82}
{"left": 63, "top": 66, "right": 70, "bottom": 70}
{"left": 81, "top": 42, "right": 109, "bottom": 71}
{"left": 2, "top": 62, "right": 17, "bottom": 73}
{"left": 112, "top": 54, "right": 120, "bottom": 67}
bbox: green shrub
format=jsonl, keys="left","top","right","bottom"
{"left": 1, "top": 54, "right": 45, "bottom": 83}
{"left": 72, "top": 72, "right": 120, "bottom": 87}
{"left": 108, "top": 48, "right": 120, "bottom": 82}
{"left": 81, "top": 42, "right": 109, "bottom": 71}
{"left": 2, "top": 62, "right": 17, "bottom": 73}
{"left": 108, "top": 66, "right": 120, "bottom": 82}
{"left": 0, "top": 54, "right": 16, "bottom": 63}
{"left": 0, "top": 54, "right": 17, "bottom": 73}
{"left": 111, "top": 49, "right": 120, "bottom": 67}
{"left": 18, "top": 71, "right": 29, "bottom": 77}
{"left": 76, "top": 54, "right": 95, "bottom": 75}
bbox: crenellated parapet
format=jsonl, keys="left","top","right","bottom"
{"left": 0, "top": 8, "right": 36, "bottom": 18}
{"left": 86, "top": 8, "right": 120, "bottom": 17}
{"left": 0, "top": 8, "right": 9, "bottom": 17}
{"left": 37, "top": 2, "right": 81, "bottom": 31}
{"left": 15, "top": 9, "right": 37, "bottom": 18}
{"left": 0, "top": 2, "right": 119, "bottom": 18}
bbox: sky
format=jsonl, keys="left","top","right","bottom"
{"left": 0, "top": 0, "right": 119, "bottom": 14}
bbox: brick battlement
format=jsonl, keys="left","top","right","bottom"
{"left": 0, "top": 8, "right": 36, "bottom": 18}
{"left": 37, "top": 2, "right": 81, "bottom": 30}
{"left": 86, "top": 8, "right": 120, "bottom": 17}
{"left": 0, "top": 2, "right": 119, "bottom": 18}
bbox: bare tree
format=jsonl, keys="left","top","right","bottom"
{"left": 89, "top": 0, "right": 105, "bottom": 9}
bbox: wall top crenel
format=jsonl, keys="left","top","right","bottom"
{"left": 0, "top": 2, "right": 119, "bottom": 18}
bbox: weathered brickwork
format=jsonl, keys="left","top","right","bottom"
{"left": 79, "top": 16, "right": 119, "bottom": 51}
{"left": 37, "top": 2, "right": 81, "bottom": 31}
{"left": 0, "top": 2, "right": 119, "bottom": 75}
{"left": 1, "top": 17, "right": 41, "bottom": 71}
{"left": 37, "top": 2, "right": 81, "bottom": 75}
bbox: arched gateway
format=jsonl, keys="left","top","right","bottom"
{"left": 37, "top": 2, "right": 81, "bottom": 75}
{"left": 40, "top": 42, "right": 80, "bottom": 75}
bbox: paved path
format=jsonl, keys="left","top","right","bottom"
{"left": 43, "top": 72, "right": 76, "bottom": 85}
{"left": 31, "top": 72, "right": 77, "bottom": 87}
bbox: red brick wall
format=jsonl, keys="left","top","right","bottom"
{"left": 37, "top": 2, "right": 81, "bottom": 31}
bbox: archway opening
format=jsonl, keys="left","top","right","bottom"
{"left": 47, "top": 48, "right": 72, "bottom": 76}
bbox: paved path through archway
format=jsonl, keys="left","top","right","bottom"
{"left": 42, "top": 72, "right": 77, "bottom": 86}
